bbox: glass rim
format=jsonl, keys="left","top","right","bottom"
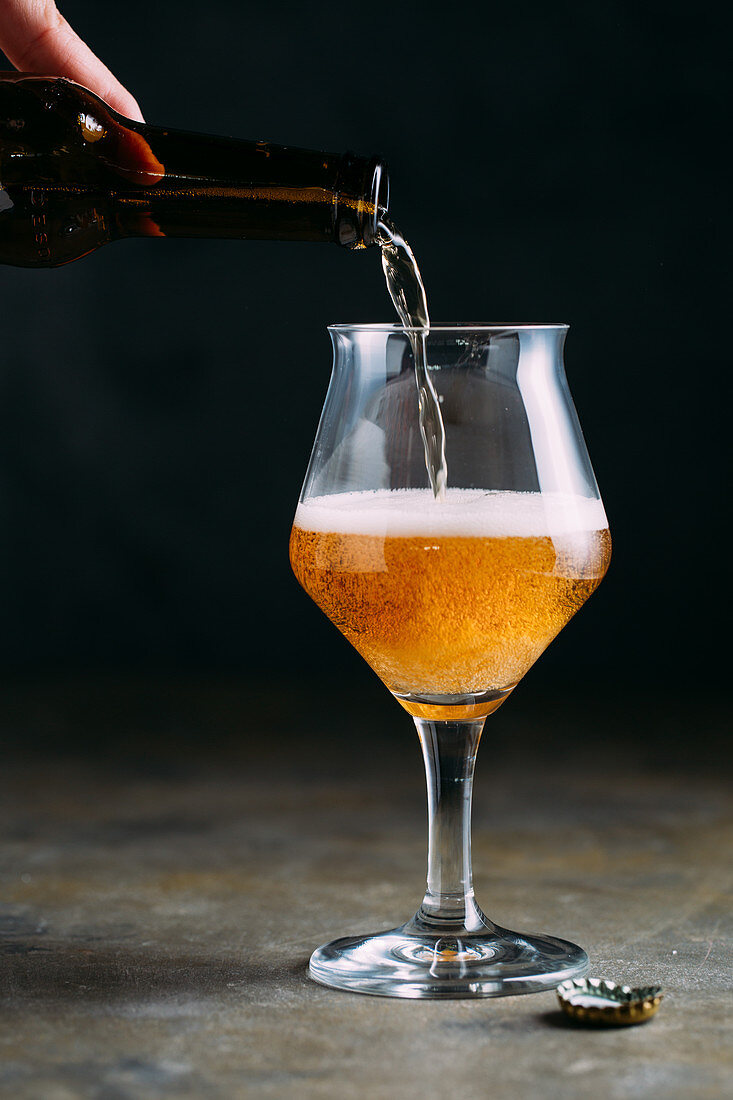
{"left": 328, "top": 322, "right": 569, "bottom": 333}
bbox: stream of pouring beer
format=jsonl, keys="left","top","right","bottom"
{"left": 377, "top": 218, "right": 447, "bottom": 500}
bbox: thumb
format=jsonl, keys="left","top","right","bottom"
{"left": 0, "top": 0, "right": 144, "bottom": 122}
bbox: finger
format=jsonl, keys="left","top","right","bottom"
{"left": 0, "top": 0, "right": 144, "bottom": 121}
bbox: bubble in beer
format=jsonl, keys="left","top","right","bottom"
{"left": 290, "top": 489, "right": 611, "bottom": 711}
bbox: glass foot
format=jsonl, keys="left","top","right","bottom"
{"left": 308, "top": 920, "right": 588, "bottom": 999}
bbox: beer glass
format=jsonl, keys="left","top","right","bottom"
{"left": 290, "top": 324, "right": 610, "bottom": 998}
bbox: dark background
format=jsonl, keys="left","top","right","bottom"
{"left": 0, "top": 0, "right": 727, "bottom": 694}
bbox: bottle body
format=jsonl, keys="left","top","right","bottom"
{"left": 0, "top": 75, "right": 388, "bottom": 267}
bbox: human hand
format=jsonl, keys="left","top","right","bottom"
{"left": 0, "top": 0, "right": 143, "bottom": 121}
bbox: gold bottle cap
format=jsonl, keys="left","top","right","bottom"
{"left": 556, "top": 978, "right": 664, "bottom": 1027}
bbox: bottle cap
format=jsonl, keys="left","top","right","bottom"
{"left": 556, "top": 978, "right": 664, "bottom": 1026}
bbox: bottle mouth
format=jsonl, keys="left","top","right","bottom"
{"left": 365, "top": 160, "right": 389, "bottom": 243}
{"left": 334, "top": 154, "right": 389, "bottom": 248}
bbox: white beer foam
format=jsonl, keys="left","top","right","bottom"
{"left": 294, "top": 489, "right": 608, "bottom": 538}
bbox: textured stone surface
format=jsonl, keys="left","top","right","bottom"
{"left": 0, "top": 679, "right": 731, "bottom": 1099}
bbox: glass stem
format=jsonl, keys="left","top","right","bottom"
{"left": 412, "top": 718, "right": 487, "bottom": 934}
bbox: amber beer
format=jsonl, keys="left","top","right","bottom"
{"left": 290, "top": 489, "right": 611, "bottom": 720}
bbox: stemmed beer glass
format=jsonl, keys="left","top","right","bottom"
{"left": 290, "top": 324, "right": 611, "bottom": 998}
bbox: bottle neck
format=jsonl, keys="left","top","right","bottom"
{"left": 108, "top": 125, "right": 386, "bottom": 248}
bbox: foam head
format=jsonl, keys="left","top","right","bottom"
{"left": 294, "top": 489, "right": 608, "bottom": 538}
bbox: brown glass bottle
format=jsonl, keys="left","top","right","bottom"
{"left": 0, "top": 74, "right": 389, "bottom": 267}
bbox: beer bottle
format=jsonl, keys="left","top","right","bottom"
{"left": 0, "top": 74, "right": 389, "bottom": 268}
